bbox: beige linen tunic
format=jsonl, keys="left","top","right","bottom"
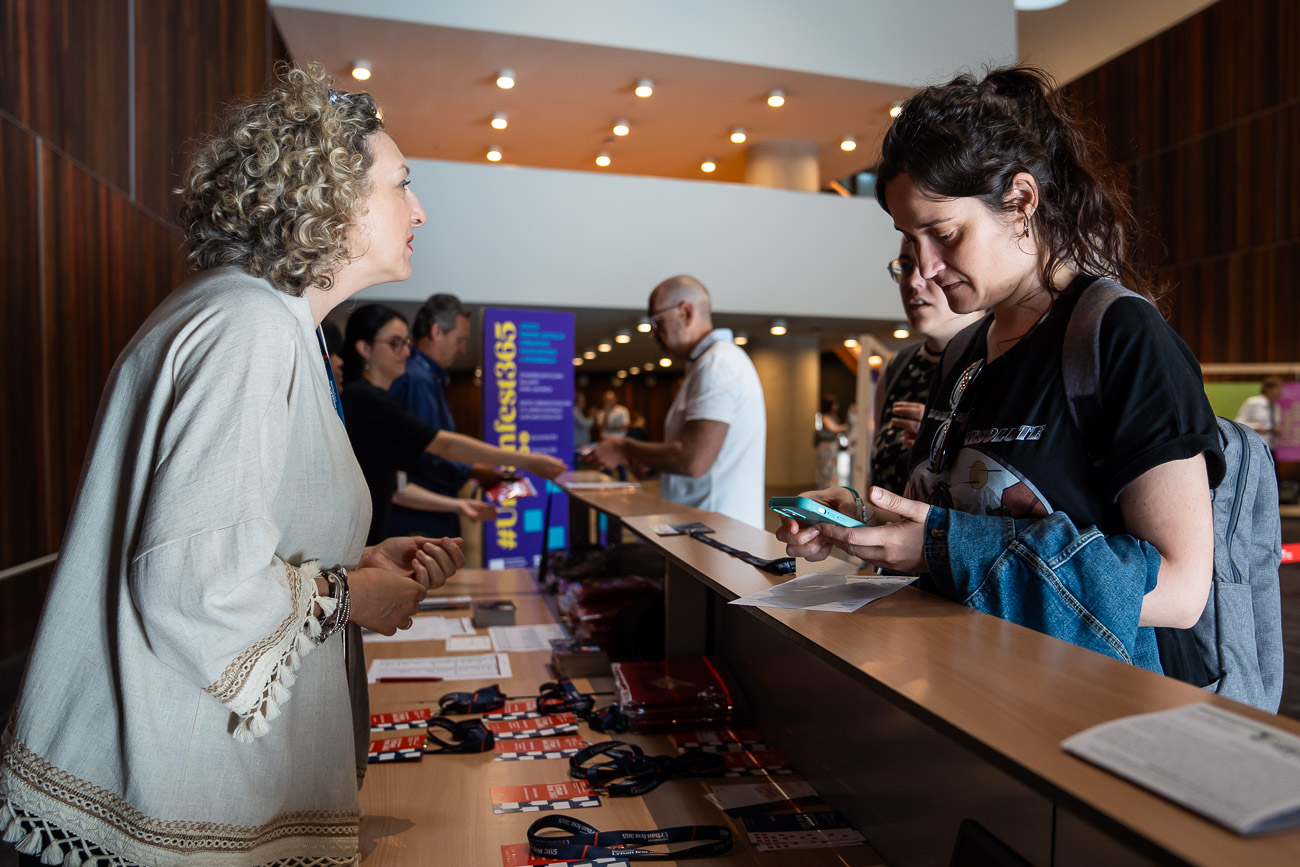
{"left": 1, "top": 268, "right": 371, "bottom": 866}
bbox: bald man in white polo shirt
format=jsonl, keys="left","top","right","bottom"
{"left": 593, "top": 275, "right": 767, "bottom": 527}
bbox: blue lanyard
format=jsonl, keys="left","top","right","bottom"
{"left": 316, "top": 326, "right": 344, "bottom": 424}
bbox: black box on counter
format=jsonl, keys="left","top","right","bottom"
{"left": 550, "top": 638, "right": 611, "bottom": 679}
{"left": 472, "top": 600, "right": 516, "bottom": 627}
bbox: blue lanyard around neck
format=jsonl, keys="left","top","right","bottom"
{"left": 316, "top": 326, "right": 345, "bottom": 424}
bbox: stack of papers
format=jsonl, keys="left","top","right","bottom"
{"left": 729, "top": 572, "right": 917, "bottom": 613}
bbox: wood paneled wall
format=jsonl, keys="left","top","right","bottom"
{"left": 0, "top": 0, "right": 288, "bottom": 656}
{"left": 1064, "top": 0, "right": 1300, "bottom": 363}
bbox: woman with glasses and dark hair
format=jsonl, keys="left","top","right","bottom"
{"left": 870, "top": 243, "right": 984, "bottom": 495}
{"left": 778, "top": 66, "right": 1225, "bottom": 676}
{"left": 0, "top": 65, "right": 474, "bottom": 866}
{"left": 339, "top": 303, "right": 565, "bottom": 546}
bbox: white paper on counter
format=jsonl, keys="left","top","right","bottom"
{"left": 367, "top": 653, "right": 512, "bottom": 683}
{"left": 728, "top": 572, "right": 917, "bottom": 613}
{"left": 488, "top": 623, "right": 568, "bottom": 653}
{"left": 1062, "top": 703, "right": 1300, "bottom": 835}
{"left": 362, "top": 616, "right": 475, "bottom": 643}
{"left": 446, "top": 635, "right": 493, "bottom": 652}
{"left": 704, "top": 781, "right": 821, "bottom": 813}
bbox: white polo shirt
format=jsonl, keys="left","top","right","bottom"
{"left": 659, "top": 329, "right": 767, "bottom": 527}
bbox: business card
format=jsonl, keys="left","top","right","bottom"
{"left": 367, "top": 733, "right": 426, "bottom": 763}
{"left": 674, "top": 727, "right": 767, "bottom": 752}
{"left": 490, "top": 780, "right": 599, "bottom": 814}
{"left": 485, "top": 713, "right": 580, "bottom": 739}
{"left": 482, "top": 699, "right": 543, "bottom": 721}
{"left": 494, "top": 736, "right": 588, "bottom": 762}
{"left": 369, "top": 707, "right": 434, "bottom": 732}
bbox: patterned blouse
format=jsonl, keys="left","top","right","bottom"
{"left": 870, "top": 343, "right": 940, "bottom": 495}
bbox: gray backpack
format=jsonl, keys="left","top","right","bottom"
{"left": 1063, "top": 279, "right": 1283, "bottom": 712}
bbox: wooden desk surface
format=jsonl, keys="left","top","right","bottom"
{"left": 610, "top": 508, "right": 1300, "bottom": 867}
{"left": 359, "top": 568, "right": 884, "bottom": 866}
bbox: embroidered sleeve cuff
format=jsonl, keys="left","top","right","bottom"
{"left": 203, "top": 560, "right": 334, "bottom": 742}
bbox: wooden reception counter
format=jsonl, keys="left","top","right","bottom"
{"left": 563, "top": 485, "right": 1300, "bottom": 867}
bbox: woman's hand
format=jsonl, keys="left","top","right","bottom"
{"left": 361, "top": 536, "right": 465, "bottom": 592}
{"left": 346, "top": 568, "right": 427, "bottom": 635}
{"left": 889, "top": 401, "right": 926, "bottom": 448}
{"left": 525, "top": 453, "right": 568, "bottom": 479}
{"left": 776, "top": 487, "right": 931, "bottom": 574}
{"left": 458, "top": 500, "right": 498, "bottom": 522}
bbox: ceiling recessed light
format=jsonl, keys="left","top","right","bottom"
{"left": 889, "top": 102, "right": 903, "bottom": 118}
{"left": 583, "top": 348, "right": 597, "bottom": 360}
{"left": 635, "top": 79, "right": 654, "bottom": 98}
{"left": 730, "top": 127, "right": 747, "bottom": 144}
{"left": 767, "top": 89, "right": 785, "bottom": 108}
{"left": 595, "top": 152, "right": 611, "bottom": 167}
{"left": 597, "top": 340, "right": 613, "bottom": 352}
{"left": 486, "top": 147, "right": 503, "bottom": 162}
{"left": 700, "top": 159, "right": 717, "bottom": 173}
{"left": 496, "top": 69, "right": 516, "bottom": 89}
{"left": 573, "top": 357, "right": 583, "bottom": 366}
{"left": 840, "top": 136, "right": 857, "bottom": 152}
{"left": 867, "top": 354, "right": 884, "bottom": 368}
{"left": 769, "top": 319, "right": 787, "bottom": 336}
{"left": 636, "top": 317, "right": 652, "bottom": 333}
{"left": 893, "top": 326, "right": 911, "bottom": 340}
{"left": 350, "top": 60, "right": 371, "bottom": 81}
{"left": 844, "top": 337, "right": 860, "bottom": 349}
{"left": 646, "top": 361, "right": 656, "bottom": 371}
{"left": 615, "top": 329, "right": 631, "bottom": 344}
{"left": 733, "top": 332, "right": 748, "bottom": 346}
{"left": 612, "top": 120, "right": 630, "bottom": 136}
{"left": 629, "top": 366, "right": 641, "bottom": 375}
{"left": 659, "top": 357, "right": 672, "bottom": 368}
{"left": 491, "top": 112, "right": 508, "bottom": 130}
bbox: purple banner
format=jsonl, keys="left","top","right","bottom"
{"left": 1274, "top": 383, "right": 1300, "bottom": 461}
{"left": 482, "top": 308, "right": 574, "bottom": 569}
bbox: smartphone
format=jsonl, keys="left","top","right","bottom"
{"left": 768, "top": 496, "right": 866, "bottom": 529}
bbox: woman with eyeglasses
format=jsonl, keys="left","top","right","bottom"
{"left": 777, "top": 66, "right": 1225, "bottom": 676}
{"left": 339, "top": 303, "right": 565, "bottom": 546}
{"left": 870, "top": 245, "right": 984, "bottom": 495}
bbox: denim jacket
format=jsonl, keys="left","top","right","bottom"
{"left": 921, "top": 507, "right": 1164, "bottom": 673}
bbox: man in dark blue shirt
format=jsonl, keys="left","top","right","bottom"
{"left": 389, "top": 293, "right": 500, "bottom": 538}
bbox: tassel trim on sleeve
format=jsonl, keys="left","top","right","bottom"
{"left": 200, "top": 560, "right": 341, "bottom": 743}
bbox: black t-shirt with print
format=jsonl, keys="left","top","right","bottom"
{"left": 906, "top": 276, "right": 1225, "bottom": 535}
{"left": 342, "top": 378, "right": 441, "bottom": 544}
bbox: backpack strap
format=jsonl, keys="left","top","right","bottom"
{"left": 1061, "top": 277, "right": 1152, "bottom": 462}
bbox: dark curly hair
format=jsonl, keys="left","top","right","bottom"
{"left": 876, "top": 65, "right": 1154, "bottom": 302}
{"left": 177, "top": 63, "right": 384, "bottom": 296}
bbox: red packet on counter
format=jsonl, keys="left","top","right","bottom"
{"left": 490, "top": 780, "right": 599, "bottom": 814}
{"left": 500, "top": 842, "right": 631, "bottom": 866}
{"left": 369, "top": 707, "right": 434, "bottom": 731}
{"left": 494, "top": 736, "right": 588, "bottom": 761}
{"left": 367, "top": 734, "right": 426, "bottom": 763}
{"left": 485, "top": 713, "right": 579, "bottom": 739}
{"left": 482, "top": 699, "right": 543, "bottom": 721}
{"left": 484, "top": 475, "right": 538, "bottom": 505}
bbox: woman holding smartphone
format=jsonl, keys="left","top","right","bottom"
{"left": 777, "top": 66, "right": 1224, "bottom": 674}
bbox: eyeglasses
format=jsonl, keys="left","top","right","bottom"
{"left": 887, "top": 258, "right": 916, "bottom": 284}
{"left": 927, "top": 359, "right": 983, "bottom": 474}
{"left": 373, "top": 335, "right": 411, "bottom": 352}
{"left": 646, "top": 302, "right": 683, "bottom": 332}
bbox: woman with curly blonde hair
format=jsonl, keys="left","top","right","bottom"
{"left": 1, "top": 65, "right": 458, "bottom": 866}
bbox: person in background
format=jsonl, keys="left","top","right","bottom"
{"left": 321, "top": 318, "right": 346, "bottom": 385}
{"left": 778, "top": 66, "right": 1224, "bottom": 676}
{"left": 815, "top": 394, "right": 849, "bottom": 489}
{"left": 388, "top": 293, "right": 503, "bottom": 539}
{"left": 340, "top": 304, "right": 562, "bottom": 545}
{"left": 0, "top": 65, "right": 465, "bottom": 867}
{"left": 1235, "top": 375, "right": 1284, "bottom": 452}
{"left": 573, "top": 391, "right": 594, "bottom": 462}
{"left": 594, "top": 275, "right": 767, "bottom": 527}
{"left": 870, "top": 243, "right": 984, "bottom": 494}
{"left": 597, "top": 389, "right": 630, "bottom": 438}
{"left": 628, "top": 412, "right": 649, "bottom": 442}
